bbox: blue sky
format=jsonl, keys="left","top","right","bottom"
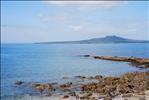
{"left": 1, "top": 1, "right": 149, "bottom": 43}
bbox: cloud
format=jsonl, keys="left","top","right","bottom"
{"left": 65, "top": 20, "right": 148, "bottom": 36}
{"left": 1, "top": 25, "right": 50, "bottom": 43}
{"left": 37, "top": 13, "right": 68, "bottom": 22}
{"left": 46, "top": 1, "right": 124, "bottom": 10}
{"left": 68, "top": 25, "right": 83, "bottom": 31}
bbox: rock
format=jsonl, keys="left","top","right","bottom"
{"left": 94, "top": 75, "right": 103, "bottom": 80}
{"left": 80, "top": 96, "right": 90, "bottom": 99}
{"left": 63, "top": 89, "right": 71, "bottom": 92}
{"left": 28, "top": 71, "right": 148, "bottom": 98}
{"left": 95, "top": 86, "right": 105, "bottom": 93}
{"left": 92, "top": 56, "right": 149, "bottom": 69}
{"left": 81, "top": 83, "right": 97, "bottom": 91}
{"left": 91, "top": 97, "right": 97, "bottom": 100}
{"left": 139, "top": 96, "right": 146, "bottom": 100}
{"left": 59, "top": 82, "right": 72, "bottom": 90}
{"left": 105, "top": 77, "right": 119, "bottom": 82}
{"left": 75, "top": 95, "right": 79, "bottom": 99}
{"left": 62, "top": 76, "right": 69, "bottom": 79}
{"left": 86, "top": 92, "right": 92, "bottom": 97}
{"left": 15, "top": 80, "right": 23, "bottom": 85}
{"left": 33, "top": 83, "right": 45, "bottom": 93}
{"left": 75, "top": 76, "right": 86, "bottom": 79}
{"left": 88, "top": 76, "right": 94, "bottom": 80}
{"left": 47, "top": 83, "right": 53, "bottom": 92}
{"left": 80, "top": 72, "right": 149, "bottom": 99}
{"left": 104, "top": 96, "right": 112, "bottom": 100}
{"left": 104, "top": 77, "right": 120, "bottom": 84}
{"left": 98, "top": 95, "right": 106, "bottom": 99}
{"left": 138, "top": 91, "right": 145, "bottom": 95}
{"left": 144, "top": 64, "right": 149, "bottom": 68}
{"left": 68, "top": 92, "right": 76, "bottom": 96}
{"left": 63, "top": 95, "right": 69, "bottom": 98}
{"left": 122, "top": 94, "right": 132, "bottom": 97}
{"left": 83, "top": 55, "right": 90, "bottom": 57}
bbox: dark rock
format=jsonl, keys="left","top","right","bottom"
{"left": 15, "top": 80, "right": 23, "bottom": 85}
{"left": 83, "top": 55, "right": 90, "bottom": 57}
{"left": 98, "top": 95, "right": 106, "bottom": 99}
{"left": 68, "top": 92, "right": 76, "bottom": 96}
{"left": 94, "top": 75, "right": 103, "bottom": 80}
{"left": 63, "top": 95, "right": 69, "bottom": 98}
{"left": 88, "top": 76, "right": 94, "bottom": 80}
{"left": 75, "top": 76, "right": 86, "bottom": 79}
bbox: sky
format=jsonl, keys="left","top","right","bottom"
{"left": 1, "top": 1, "right": 149, "bottom": 43}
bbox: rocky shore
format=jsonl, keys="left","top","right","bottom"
{"left": 15, "top": 71, "right": 149, "bottom": 100}
{"left": 83, "top": 55, "right": 149, "bottom": 69}
{"left": 13, "top": 56, "right": 149, "bottom": 99}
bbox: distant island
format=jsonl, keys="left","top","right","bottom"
{"left": 37, "top": 35, "right": 149, "bottom": 44}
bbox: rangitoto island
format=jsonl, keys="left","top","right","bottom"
{"left": 36, "top": 35, "right": 149, "bottom": 44}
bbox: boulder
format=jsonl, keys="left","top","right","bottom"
{"left": 59, "top": 82, "right": 72, "bottom": 91}
{"left": 47, "top": 83, "right": 53, "bottom": 92}
{"left": 63, "top": 95, "right": 69, "bottom": 98}
{"left": 75, "top": 76, "right": 86, "bottom": 79}
{"left": 15, "top": 80, "right": 23, "bottom": 85}
{"left": 33, "top": 83, "right": 45, "bottom": 93}
{"left": 94, "top": 75, "right": 103, "bottom": 80}
{"left": 83, "top": 55, "right": 90, "bottom": 57}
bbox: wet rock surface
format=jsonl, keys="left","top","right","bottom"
{"left": 15, "top": 80, "right": 24, "bottom": 85}
{"left": 63, "top": 95, "right": 69, "bottom": 98}
{"left": 81, "top": 72, "right": 149, "bottom": 99}
{"left": 14, "top": 72, "right": 149, "bottom": 99}
{"left": 14, "top": 55, "right": 149, "bottom": 99}
{"left": 83, "top": 55, "right": 149, "bottom": 69}
{"left": 32, "top": 83, "right": 46, "bottom": 93}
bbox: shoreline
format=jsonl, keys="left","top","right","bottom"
{"left": 3, "top": 55, "right": 149, "bottom": 100}
{"left": 13, "top": 71, "right": 149, "bottom": 100}
{"left": 83, "top": 55, "right": 149, "bottom": 69}
{"left": 2, "top": 90, "right": 149, "bottom": 100}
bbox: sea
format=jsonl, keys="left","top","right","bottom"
{"left": 1, "top": 43, "right": 149, "bottom": 100}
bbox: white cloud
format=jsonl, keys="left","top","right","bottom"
{"left": 65, "top": 20, "right": 148, "bottom": 37}
{"left": 1, "top": 26, "right": 50, "bottom": 43}
{"left": 37, "top": 13, "right": 67, "bottom": 22}
{"left": 46, "top": 1, "right": 125, "bottom": 10}
{"left": 68, "top": 25, "right": 83, "bottom": 31}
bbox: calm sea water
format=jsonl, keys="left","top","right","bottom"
{"left": 1, "top": 43, "right": 149, "bottom": 99}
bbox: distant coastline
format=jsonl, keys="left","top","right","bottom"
{"left": 36, "top": 35, "right": 149, "bottom": 44}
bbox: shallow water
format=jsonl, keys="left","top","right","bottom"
{"left": 1, "top": 43, "right": 149, "bottom": 99}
